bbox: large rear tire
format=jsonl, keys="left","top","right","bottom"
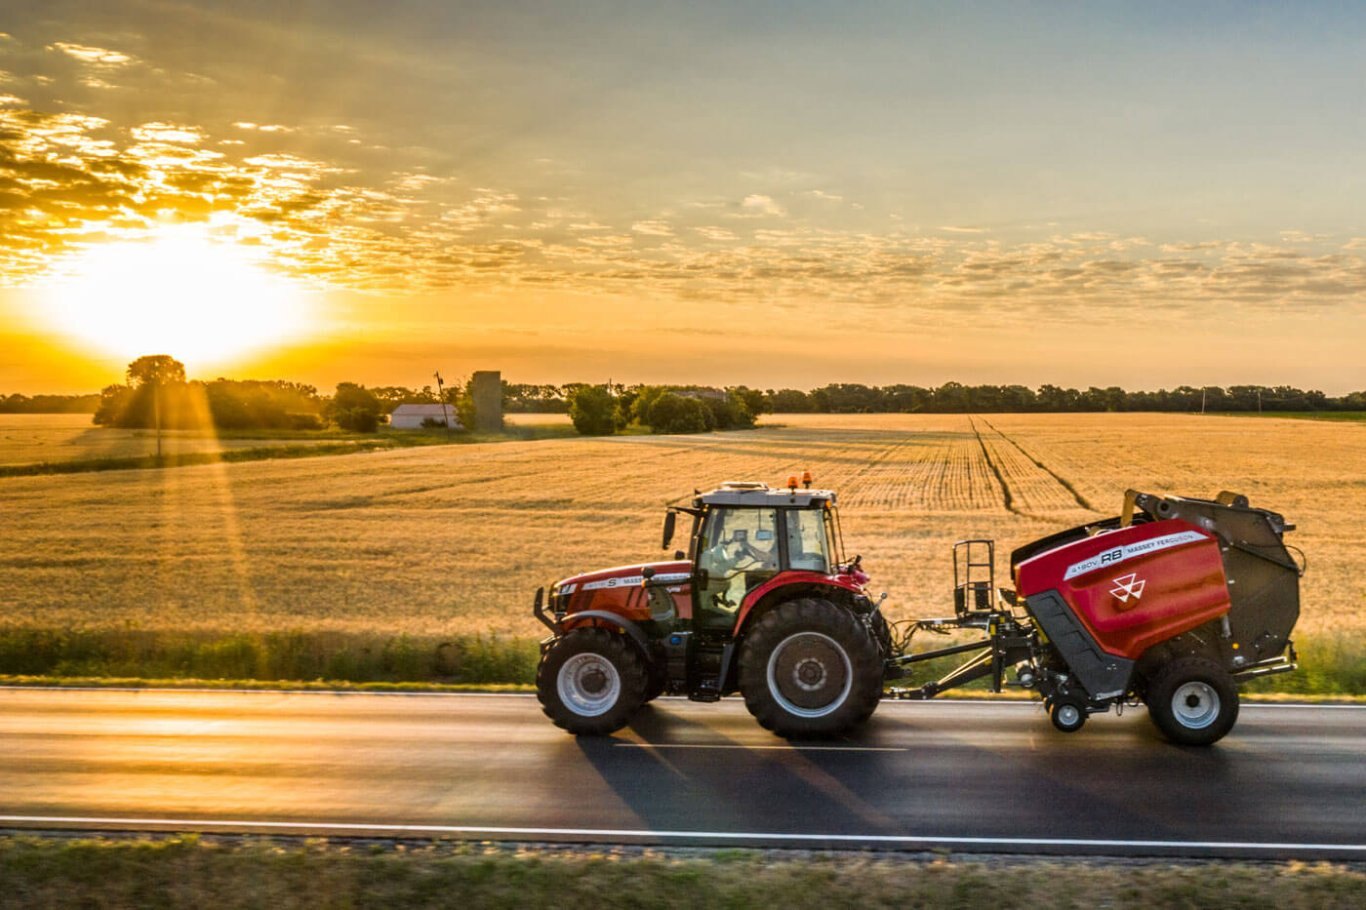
{"left": 739, "top": 598, "right": 883, "bottom": 738}
{"left": 1145, "top": 656, "right": 1239, "bottom": 746}
{"left": 536, "top": 628, "right": 647, "bottom": 735}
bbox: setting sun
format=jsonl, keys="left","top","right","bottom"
{"left": 37, "top": 226, "right": 313, "bottom": 367}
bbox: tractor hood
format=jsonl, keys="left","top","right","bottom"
{"left": 554, "top": 560, "right": 691, "bottom": 596}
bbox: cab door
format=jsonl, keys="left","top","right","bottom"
{"left": 693, "top": 506, "right": 781, "bottom": 629}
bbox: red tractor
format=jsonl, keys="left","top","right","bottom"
{"left": 533, "top": 479, "right": 1301, "bottom": 746}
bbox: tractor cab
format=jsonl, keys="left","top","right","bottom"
{"left": 664, "top": 479, "right": 849, "bottom": 628}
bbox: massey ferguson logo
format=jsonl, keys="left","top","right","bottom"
{"left": 1110, "top": 573, "right": 1146, "bottom": 604}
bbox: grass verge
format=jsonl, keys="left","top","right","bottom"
{"left": 0, "top": 628, "right": 540, "bottom": 686}
{"left": 0, "top": 628, "right": 1359, "bottom": 697}
{"left": 0, "top": 836, "right": 1362, "bottom": 910}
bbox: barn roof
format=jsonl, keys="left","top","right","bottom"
{"left": 391, "top": 404, "right": 455, "bottom": 416}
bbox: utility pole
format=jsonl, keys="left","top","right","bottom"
{"left": 433, "top": 370, "right": 451, "bottom": 436}
{"left": 1258, "top": 389, "right": 1263, "bottom": 414}
{"left": 154, "top": 380, "right": 163, "bottom": 460}
{"left": 1201, "top": 387, "right": 1207, "bottom": 415}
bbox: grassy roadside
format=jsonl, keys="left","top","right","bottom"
{"left": 0, "top": 424, "right": 578, "bottom": 478}
{"left": 0, "top": 836, "right": 1362, "bottom": 910}
{"left": 0, "top": 627, "right": 1360, "bottom": 697}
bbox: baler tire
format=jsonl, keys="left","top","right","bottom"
{"left": 739, "top": 598, "right": 883, "bottom": 738}
{"left": 1048, "top": 698, "right": 1087, "bottom": 733}
{"left": 1145, "top": 656, "right": 1239, "bottom": 747}
{"left": 536, "top": 628, "right": 647, "bottom": 736}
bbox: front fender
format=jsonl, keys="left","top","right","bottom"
{"left": 558, "top": 610, "right": 653, "bottom": 660}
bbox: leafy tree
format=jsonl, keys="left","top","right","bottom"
{"left": 327, "top": 382, "right": 382, "bottom": 433}
{"left": 568, "top": 385, "right": 618, "bottom": 435}
{"left": 770, "top": 388, "right": 813, "bottom": 412}
{"left": 126, "top": 354, "right": 186, "bottom": 388}
{"left": 646, "top": 393, "right": 711, "bottom": 434}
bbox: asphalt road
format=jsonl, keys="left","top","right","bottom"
{"left": 1, "top": 688, "right": 1363, "bottom": 859}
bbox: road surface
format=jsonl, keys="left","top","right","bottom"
{"left": 1, "top": 688, "right": 1362, "bottom": 859}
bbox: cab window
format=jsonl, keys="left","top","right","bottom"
{"left": 696, "top": 507, "right": 780, "bottom": 620}
{"left": 785, "top": 508, "right": 831, "bottom": 573}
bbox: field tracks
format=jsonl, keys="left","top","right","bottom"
{"left": 979, "top": 419, "right": 1099, "bottom": 513}
{"left": 969, "top": 416, "right": 1018, "bottom": 515}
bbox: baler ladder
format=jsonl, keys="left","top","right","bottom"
{"left": 953, "top": 539, "right": 996, "bottom": 627}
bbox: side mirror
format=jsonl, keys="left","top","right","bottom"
{"left": 662, "top": 510, "right": 676, "bottom": 550}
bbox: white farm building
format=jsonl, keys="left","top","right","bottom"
{"left": 389, "top": 403, "right": 462, "bottom": 430}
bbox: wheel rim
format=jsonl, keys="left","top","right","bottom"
{"left": 1171, "top": 681, "right": 1220, "bottom": 730}
{"left": 557, "top": 653, "right": 621, "bottom": 717}
{"left": 766, "top": 631, "right": 853, "bottom": 719}
{"left": 1056, "top": 704, "right": 1081, "bottom": 728}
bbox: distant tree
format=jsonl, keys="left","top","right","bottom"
{"left": 568, "top": 385, "right": 618, "bottom": 436}
{"left": 455, "top": 378, "right": 478, "bottom": 432}
{"left": 770, "top": 388, "right": 813, "bottom": 412}
{"left": 730, "top": 386, "right": 770, "bottom": 417}
{"left": 704, "top": 391, "right": 755, "bottom": 430}
{"left": 327, "top": 382, "right": 382, "bottom": 432}
{"left": 126, "top": 355, "right": 186, "bottom": 388}
{"left": 646, "top": 393, "right": 711, "bottom": 434}
{"left": 93, "top": 355, "right": 191, "bottom": 428}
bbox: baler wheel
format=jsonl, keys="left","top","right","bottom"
{"left": 739, "top": 598, "right": 883, "bottom": 738}
{"left": 1048, "top": 698, "right": 1087, "bottom": 733}
{"left": 536, "top": 628, "right": 647, "bottom": 736}
{"left": 1145, "top": 656, "right": 1239, "bottom": 746}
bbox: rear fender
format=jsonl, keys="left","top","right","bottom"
{"left": 733, "top": 574, "right": 865, "bottom": 636}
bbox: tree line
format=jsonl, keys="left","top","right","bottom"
{"left": 10, "top": 359, "right": 1363, "bottom": 437}
{"left": 530, "top": 381, "right": 1366, "bottom": 418}
{"left": 0, "top": 392, "right": 102, "bottom": 413}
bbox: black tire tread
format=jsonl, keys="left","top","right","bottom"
{"left": 1145, "top": 655, "right": 1239, "bottom": 746}
{"left": 536, "top": 627, "right": 648, "bottom": 736}
{"left": 738, "top": 598, "right": 883, "bottom": 738}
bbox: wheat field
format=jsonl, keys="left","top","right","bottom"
{"left": 0, "top": 413, "right": 1360, "bottom": 640}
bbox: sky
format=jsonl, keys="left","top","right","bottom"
{"left": 1, "top": 1, "right": 1364, "bottom": 394}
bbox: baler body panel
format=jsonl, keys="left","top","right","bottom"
{"left": 1015, "top": 519, "right": 1231, "bottom": 661}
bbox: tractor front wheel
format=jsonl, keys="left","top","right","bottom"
{"left": 739, "top": 598, "right": 883, "bottom": 738}
{"left": 1145, "top": 656, "right": 1239, "bottom": 746}
{"left": 537, "top": 628, "right": 647, "bottom": 735}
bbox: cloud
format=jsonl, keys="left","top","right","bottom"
{"left": 631, "top": 220, "right": 672, "bottom": 236}
{"left": 2, "top": 107, "right": 1364, "bottom": 321}
{"left": 233, "top": 122, "right": 294, "bottom": 133}
{"left": 939, "top": 225, "right": 985, "bottom": 234}
{"left": 693, "top": 226, "right": 738, "bottom": 242}
{"left": 131, "top": 122, "right": 205, "bottom": 144}
{"left": 736, "top": 194, "right": 786, "bottom": 218}
{"left": 47, "top": 42, "right": 135, "bottom": 66}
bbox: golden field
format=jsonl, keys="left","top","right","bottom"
{"left": 0, "top": 412, "right": 1360, "bottom": 641}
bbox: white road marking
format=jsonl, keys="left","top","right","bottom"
{"left": 0, "top": 815, "right": 1361, "bottom": 854}
{"left": 0, "top": 687, "right": 1360, "bottom": 709}
{"left": 613, "top": 743, "right": 907, "bottom": 752}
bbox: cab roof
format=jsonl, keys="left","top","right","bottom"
{"left": 694, "top": 481, "right": 836, "bottom": 508}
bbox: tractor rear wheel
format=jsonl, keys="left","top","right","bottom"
{"left": 739, "top": 598, "right": 883, "bottom": 738}
{"left": 1145, "top": 656, "right": 1239, "bottom": 746}
{"left": 537, "top": 628, "right": 647, "bottom": 735}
